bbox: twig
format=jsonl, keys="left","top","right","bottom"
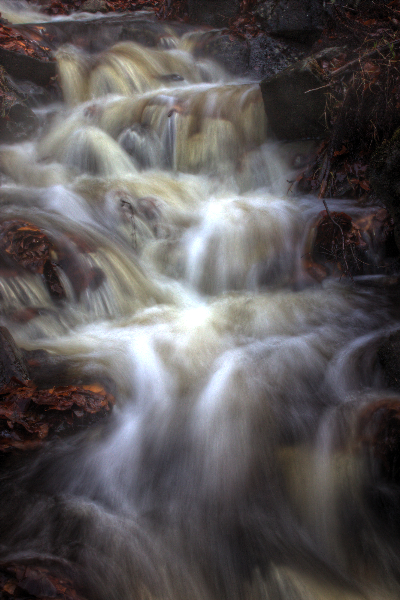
{"left": 322, "top": 198, "right": 353, "bottom": 282}
{"left": 329, "top": 39, "right": 400, "bottom": 79}
{"left": 304, "top": 83, "right": 332, "bottom": 94}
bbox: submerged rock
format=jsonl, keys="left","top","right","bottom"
{"left": 201, "top": 34, "right": 250, "bottom": 77}
{"left": 0, "top": 68, "right": 39, "bottom": 142}
{"left": 0, "top": 21, "right": 58, "bottom": 142}
{"left": 0, "top": 327, "right": 29, "bottom": 388}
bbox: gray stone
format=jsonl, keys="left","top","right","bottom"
{"left": 202, "top": 34, "right": 250, "bottom": 76}
{"left": 0, "top": 68, "right": 39, "bottom": 142}
{"left": 260, "top": 52, "right": 329, "bottom": 140}
{"left": 255, "top": 0, "right": 325, "bottom": 42}
{"left": 187, "top": 0, "right": 241, "bottom": 28}
{"left": 81, "top": 0, "right": 107, "bottom": 12}
{"left": 248, "top": 35, "right": 307, "bottom": 80}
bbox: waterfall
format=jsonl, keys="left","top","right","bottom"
{"left": 0, "top": 8, "right": 399, "bottom": 600}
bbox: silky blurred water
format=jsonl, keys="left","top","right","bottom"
{"left": 0, "top": 5, "right": 399, "bottom": 600}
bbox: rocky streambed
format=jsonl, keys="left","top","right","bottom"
{"left": 0, "top": 2, "right": 400, "bottom": 600}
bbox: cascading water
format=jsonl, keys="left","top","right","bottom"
{"left": 1, "top": 4, "right": 400, "bottom": 600}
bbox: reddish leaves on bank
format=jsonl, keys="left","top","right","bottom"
{"left": 0, "top": 23, "right": 52, "bottom": 61}
{"left": 0, "top": 219, "right": 66, "bottom": 301}
{"left": 0, "top": 378, "right": 115, "bottom": 451}
{"left": 0, "top": 220, "right": 54, "bottom": 274}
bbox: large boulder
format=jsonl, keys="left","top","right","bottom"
{"left": 254, "top": 0, "right": 325, "bottom": 42}
{"left": 187, "top": 0, "right": 241, "bottom": 28}
{"left": 260, "top": 50, "right": 332, "bottom": 140}
{"left": 0, "top": 47, "right": 56, "bottom": 87}
{"left": 200, "top": 34, "right": 250, "bottom": 77}
{"left": 198, "top": 31, "right": 306, "bottom": 78}
{"left": 248, "top": 35, "right": 307, "bottom": 80}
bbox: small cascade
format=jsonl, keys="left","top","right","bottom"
{"left": 0, "top": 7, "right": 399, "bottom": 600}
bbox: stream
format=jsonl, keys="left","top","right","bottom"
{"left": 1, "top": 2, "right": 400, "bottom": 600}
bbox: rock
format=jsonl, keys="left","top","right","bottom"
{"left": 260, "top": 49, "right": 342, "bottom": 140}
{"left": 0, "top": 562, "right": 88, "bottom": 600}
{"left": 16, "top": 15, "right": 189, "bottom": 54}
{"left": 0, "top": 68, "right": 40, "bottom": 143}
{"left": 0, "top": 379, "right": 115, "bottom": 451}
{"left": 6, "top": 75, "right": 59, "bottom": 107}
{"left": 202, "top": 34, "right": 250, "bottom": 76}
{"left": 248, "top": 34, "right": 307, "bottom": 80}
{"left": 198, "top": 31, "right": 305, "bottom": 78}
{"left": 0, "top": 101, "right": 38, "bottom": 143}
{"left": 81, "top": 0, "right": 107, "bottom": 12}
{"left": 254, "top": 0, "right": 325, "bottom": 43}
{"left": 118, "top": 124, "right": 165, "bottom": 169}
{"left": 0, "top": 47, "right": 56, "bottom": 87}
{"left": 0, "top": 327, "right": 29, "bottom": 388}
{"left": 369, "top": 128, "right": 400, "bottom": 252}
{"left": 378, "top": 330, "right": 400, "bottom": 391}
{"left": 187, "top": 0, "right": 241, "bottom": 28}
{"left": 0, "top": 220, "right": 65, "bottom": 300}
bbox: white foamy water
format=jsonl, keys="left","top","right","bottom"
{"left": 0, "top": 7, "right": 399, "bottom": 600}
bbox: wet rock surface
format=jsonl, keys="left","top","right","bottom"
{"left": 0, "top": 326, "right": 115, "bottom": 453}
{"left": 0, "top": 20, "right": 58, "bottom": 143}
{"left": 16, "top": 13, "right": 182, "bottom": 53}
{"left": 0, "top": 46, "right": 56, "bottom": 86}
{"left": 0, "top": 327, "right": 29, "bottom": 388}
